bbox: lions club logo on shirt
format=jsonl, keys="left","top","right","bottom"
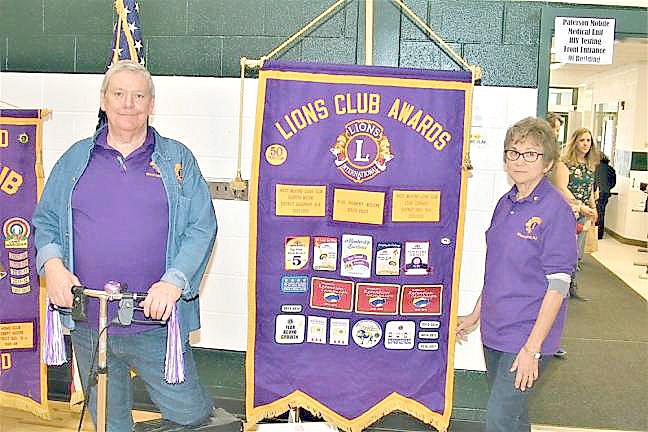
{"left": 330, "top": 119, "right": 393, "bottom": 184}
{"left": 517, "top": 216, "right": 542, "bottom": 240}
{"left": 145, "top": 160, "right": 161, "bottom": 178}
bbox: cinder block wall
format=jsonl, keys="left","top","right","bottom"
{"left": 1, "top": 0, "right": 543, "bottom": 87}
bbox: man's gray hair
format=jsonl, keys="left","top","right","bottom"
{"left": 100, "top": 60, "right": 155, "bottom": 98}
{"left": 503, "top": 117, "right": 559, "bottom": 168}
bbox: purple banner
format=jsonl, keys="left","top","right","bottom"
{"left": 0, "top": 109, "right": 48, "bottom": 417}
{"left": 247, "top": 62, "right": 473, "bottom": 432}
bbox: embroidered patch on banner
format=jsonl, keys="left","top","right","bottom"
{"left": 280, "top": 275, "right": 309, "bottom": 293}
{"left": 351, "top": 319, "right": 382, "bottom": 349}
{"left": 274, "top": 315, "right": 305, "bottom": 344}
{"left": 310, "top": 277, "right": 354, "bottom": 312}
{"left": 330, "top": 119, "right": 393, "bottom": 184}
{"left": 384, "top": 320, "right": 415, "bottom": 350}
{"left": 285, "top": 236, "right": 310, "bottom": 271}
{"left": 3, "top": 217, "right": 30, "bottom": 249}
{"left": 306, "top": 316, "right": 327, "bottom": 344}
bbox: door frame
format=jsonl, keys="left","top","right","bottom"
{"left": 537, "top": 5, "right": 648, "bottom": 117}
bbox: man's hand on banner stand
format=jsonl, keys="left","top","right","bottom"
{"left": 44, "top": 258, "right": 79, "bottom": 308}
{"left": 140, "top": 281, "right": 181, "bottom": 321}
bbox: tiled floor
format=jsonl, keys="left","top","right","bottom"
{"left": 591, "top": 236, "right": 647, "bottom": 300}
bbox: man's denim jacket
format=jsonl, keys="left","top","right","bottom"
{"left": 32, "top": 126, "right": 217, "bottom": 343}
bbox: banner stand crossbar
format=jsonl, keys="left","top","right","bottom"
{"left": 233, "top": 0, "right": 479, "bottom": 200}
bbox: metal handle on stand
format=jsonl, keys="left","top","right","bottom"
{"left": 71, "top": 284, "right": 150, "bottom": 432}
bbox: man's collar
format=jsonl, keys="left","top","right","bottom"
{"left": 94, "top": 126, "right": 154, "bottom": 151}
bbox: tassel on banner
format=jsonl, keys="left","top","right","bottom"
{"left": 43, "top": 300, "right": 67, "bottom": 366}
{"left": 164, "top": 305, "right": 184, "bottom": 384}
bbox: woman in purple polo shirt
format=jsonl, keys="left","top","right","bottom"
{"left": 456, "top": 117, "right": 578, "bottom": 432}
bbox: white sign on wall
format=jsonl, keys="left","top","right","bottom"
{"left": 554, "top": 17, "right": 616, "bottom": 65}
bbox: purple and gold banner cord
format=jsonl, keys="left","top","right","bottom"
{"left": 246, "top": 61, "right": 474, "bottom": 432}
{"left": 0, "top": 109, "right": 49, "bottom": 418}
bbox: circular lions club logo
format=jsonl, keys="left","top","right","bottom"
{"left": 330, "top": 119, "right": 393, "bottom": 184}
{"left": 3, "top": 217, "right": 31, "bottom": 249}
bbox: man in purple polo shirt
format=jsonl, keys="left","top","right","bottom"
{"left": 33, "top": 61, "right": 240, "bottom": 431}
{"left": 456, "top": 117, "right": 577, "bottom": 432}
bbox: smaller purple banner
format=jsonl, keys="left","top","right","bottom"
{"left": 0, "top": 109, "right": 47, "bottom": 416}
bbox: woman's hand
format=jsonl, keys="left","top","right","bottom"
{"left": 580, "top": 205, "right": 596, "bottom": 218}
{"left": 570, "top": 203, "right": 580, "bottom": 218}
{"left": 456, "top": 313, "right": 479, "bottom": 343}
{"left": 510, "top": 347, "right": 539, "bottom": 391}
{"left": 591, "top": 207, "right": 598, "bottom": 223}
{"left": 568, "top": 198, "right": 581, "bottom": 218}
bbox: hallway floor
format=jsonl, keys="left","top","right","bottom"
{"left": 526, "top": 235, "right": 647, "bottom": 432}
{"left": 591, "top": 235, "right": 647, "bottom": 300}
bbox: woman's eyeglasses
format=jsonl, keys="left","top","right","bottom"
{"left": 504, "top": 149, "right": 544, "bottom": 162}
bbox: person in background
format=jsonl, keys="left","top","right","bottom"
{"left": 551, "top": 127, "right": 599, "bottom": 301}
{"left": 456, "top": 117, "right": 578, "bottom": 432}
{"left": 545, "top": 112, "right": 563, "bottom": 139}
{"left": 595, "top": 153, "right": 616, "bottom": 239}
{"left": 545, "top": 113, "right": 572, "bottom": 358}
{"left": 32, "top": 60, "right": 240, "bottom": 431}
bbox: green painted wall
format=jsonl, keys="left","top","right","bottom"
{"left": 0, "top": 0, "right": 544, "bottom": 87}
{"left": 1, "top": 1, "right": 646, "bottom": 83}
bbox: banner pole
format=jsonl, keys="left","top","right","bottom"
{"left": 96, "top": 297, "right": 109, "bottom": 432}
{"left": 365, "top": 0, "right": 373, "bottom": 65}
{"left": 236, "top": 57, "right": 247, "bottom": 180}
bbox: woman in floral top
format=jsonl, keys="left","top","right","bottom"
{"left": 552, "top": 128, "right": 600, "bottom": 300}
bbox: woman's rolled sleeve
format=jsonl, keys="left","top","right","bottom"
{"left": 541, "top": 205, "right": 578, "bottom": 277}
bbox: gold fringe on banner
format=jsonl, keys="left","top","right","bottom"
{"left": 245, "top": 390, "right": 450, "bottom": 432}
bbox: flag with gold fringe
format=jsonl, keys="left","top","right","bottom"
{"left": 246, "top": 61, "right": 475, "bottom": 432}
{"left": 0, "top": 109, "right": 49, "bottom": 418}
